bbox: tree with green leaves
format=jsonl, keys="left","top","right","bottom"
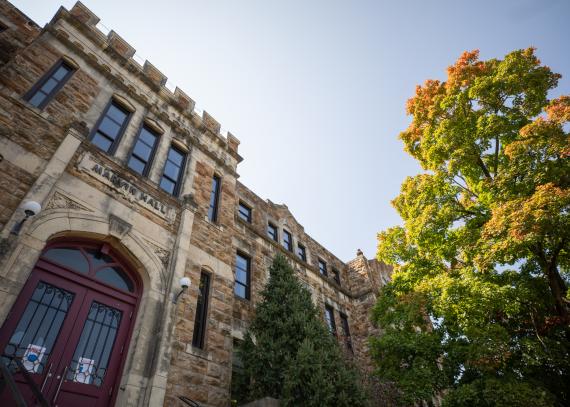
{"left": 372, "top": 48, "right": 569, "bottom": 406}
{"left": 235, "top": 254, "right": 367, "bottom": 407}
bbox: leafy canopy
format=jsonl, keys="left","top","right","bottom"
{"left": 236, "top": 254, "right": 367, "bottom": 407}
{"left": 372, "top": 48, "right": 570, "bottom": 406}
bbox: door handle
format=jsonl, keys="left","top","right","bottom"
{"left": 52, "top": 365, "right": 68, "bottom": 406}
{"left": 40, "top": 363, "right": 53, "bottom": 392}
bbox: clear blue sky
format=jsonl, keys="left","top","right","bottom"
{"left": 12, "top": 0, "right": 570, "bottom": 261}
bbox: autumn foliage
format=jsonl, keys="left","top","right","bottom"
{"left": 372, "top": 49, "right": 569, "bottom": 406}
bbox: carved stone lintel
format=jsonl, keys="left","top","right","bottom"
{"left": 109, "top": 214, "right": 132, "bottom": 240}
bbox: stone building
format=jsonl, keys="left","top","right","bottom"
{"left": 0, "top": 1, "right": 391, "bottom": 406}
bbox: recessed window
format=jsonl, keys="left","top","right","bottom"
{"left": 282, "top": 230, "right": 293, "bottom": 251}
{"left": 234, "top": 253, "right": 250, "bottom": 300}
{"left": 90, "top": 100, "right": 131, "bottom": 153}
{"left": 208, "top": 175, "right": 221, "bottom": 222}
{"left": 127, "top": 125, "right": 160, "bottom": 176}
{"left": 0, "top": 22, "right": 7, "bottom": 33}
{"left": 340, "top": 313, "right": 353, "bottom": 353}
{"left": 192, "top": 271, "right": 211, "bottom": 349}
{"left": 297, "top": 244, "right": 307, "bottom": 262}
{"left": 318, "top": 259, "right": 328, "bottom": 277}
{"left": 238, "top": 201, "right": 252, "bottom": 223}
{"left": 324, "top": 305, "right": 336, "bottom": 336}
{"left": 160, "top": 145, "right": 186, "bottom": 196}
{"left": 267, "top": 223, "right": 278, "bottom": 242}
{"left": 24, "top": 59, "right": 75, "bottom": 110}
{"left": 332, "top": 268, "right": 341, "bottom": 285}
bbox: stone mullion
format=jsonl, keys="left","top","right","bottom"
{"left": 144, "top": 198, "right": 196, "bottom": 406}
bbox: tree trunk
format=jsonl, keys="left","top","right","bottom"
{"left": 544, "top": 262, "right": 569, "bottom": 321}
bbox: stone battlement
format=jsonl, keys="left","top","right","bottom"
{"left": 58, "top": 1, "right": 239, "bottom": 153}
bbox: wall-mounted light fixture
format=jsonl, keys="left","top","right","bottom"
{"left": 11, "top": 200, "right": 42, "bottom": 235}
{"left": 173, "top": 277, "right": 191, "bottom": 303}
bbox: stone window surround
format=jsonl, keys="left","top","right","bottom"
{"left": 234, "top": 250, "right": 251, "bottom": 301}
{"left": 237, "top": 199, "right": 253, "bottom": 223}
{"left": 23, "top": 55, "right": 78, "bottom": 110}
{"left": 159, "top": 143, "right": 188, "bottom": 197}
{"left": 83, "top": 90, "right": 195, "bottom": 201}
{"left": 89, "top": 96, "right": 134, "bottom": 155}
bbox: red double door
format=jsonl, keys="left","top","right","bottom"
{"left": 0, "top": 243, "right": 138, "bottom": 407}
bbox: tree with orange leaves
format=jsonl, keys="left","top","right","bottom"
{"left": 372, "top": 49, "right": 569, "bottom": 406}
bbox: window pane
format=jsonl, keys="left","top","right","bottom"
{"left": 236, "top": 255, "right": 248, "bottom": 272}
{"left": 94, "top": 267, "right": 134, "bottom": 293}
{"left": 234, "top": 283, "right": 246, "bottom": 299}
{"left": 168, "top": 148, "right": 184, "bottom": 165}
{"left": 42, "top": 247, "right": 89, "bottom": 274}
{"left": 128, "top": 156, "right": 146, "bottom": 174}
{"left": 40, "top": 78, "right": 58, "bottom": 94}
{"left": 139, "top": 128, "right": 157, "bottom": 146}
{"left": 52, "top": 65, "right": 71, "bottom": 81}
{"left": 160, "top": 178, "right": 175, "bottom": 194}
{"left": 92, "top": 133, "right": 113, "bottom": 152}
{"left": 133, "top": 141, "right": 152, "bottom": 161}
{"left": 98, "top": 117, "right": 121, "bottom": 139}
{"left": 164, "top": 161, "right": 180, "bottom": 180}
{"left": 107, "top": 104, "right": 128, "bottom": 124}
{"left": 236, "top": 268, "right": 248, "bottom": 284}
{"left": 29, "top": 91, "right": 47, "bottom": 108}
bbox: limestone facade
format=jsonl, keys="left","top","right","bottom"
{"left": 0, "top": 1, "right": 392, "bottom": 406}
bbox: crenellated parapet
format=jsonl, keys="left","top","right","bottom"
{"left": 49, "top": 1, "right": 242, "bottom": 167}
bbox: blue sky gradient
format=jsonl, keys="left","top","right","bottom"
{"left": 12, "top": 0, "right": 570, "bottom": 261}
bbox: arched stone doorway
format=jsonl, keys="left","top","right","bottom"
{"left": 0, "top": 238, "right": 142, "bottom": 406}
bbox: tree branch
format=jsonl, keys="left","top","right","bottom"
{"left": 493, "top": 136, "right": 500, "bottom": 177}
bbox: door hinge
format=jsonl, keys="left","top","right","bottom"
{"left": 129, "top": 311, "right": 133, "bottom": 320}
{"left": 120, "top": 344, "right": 124, "bottom": 354}
{"left": 109, "top": 385, "right": 114, "bottom": 397}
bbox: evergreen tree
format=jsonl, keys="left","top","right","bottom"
{"left": 236, "top": 254, "right": 367, "bottom": 406}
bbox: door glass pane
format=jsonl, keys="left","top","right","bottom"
{"left": 67, "top": 302, "right": 122, "bottom": 387}
{"left": 42, "top": 247, "right": 89, "bottom": 274}
{"left": 84, "top": 248, "right": 114, "bottom": 270}
{"left": 1, "top": 281, "right": 74, "bottom": 374}
{"left": 94, "top": 267, "right": 134, "bottom": 293}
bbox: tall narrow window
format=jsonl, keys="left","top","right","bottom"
{"left": 160, "top": 145, "right": 186, "bottom": 196}
{"left": 332, "top": 268, "right": 341, "bottom": 285}
{"left": 234, "top": 253, "right": 250, "bottom": 300}
{"left": 192, "top": 272, "right": 211, "bottom": 349}
{"left": 283, "top": 229, "right": 293, "bottom": 251}
{"left": 24, "top": 59, "right": 75, "bottom": 109}
{"left": 318, "top": 259, "right": 328, "bottom": 277}
{"left": 90, "top": 101, "right": 131, "bottom": 153}
{"left": 238, "top": 202, "right": 252, "bottom": 223}
{"left": 267, "top": 223, "right": 278, "bottom": 242}
{"left": 340, "top": 313, "right": 353, "bottom": 353}
{"left": 297, "top": 244, "right": 307, "bottom": 262}
{"left": 324, "top": 305, "right": 336, "bottom": 336}
{"left": 127, "top": 125, "right": 160, "bottom": 176}
{"left": 208, "top": 175, "right": 221, "bottom": 222}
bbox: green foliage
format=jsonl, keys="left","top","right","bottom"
{"left": 373, "top": 49, "right": 570, "bottom": 406}
{"left": 237, "top": 254, "right": 367, "bottom": 406}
